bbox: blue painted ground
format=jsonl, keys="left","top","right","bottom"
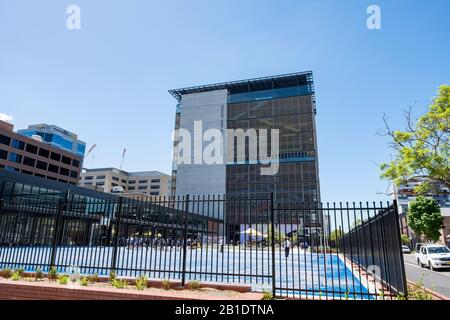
{"left": 0, "top": 246, "right": 374, "bottom": 299}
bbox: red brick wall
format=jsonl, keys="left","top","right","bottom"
{"left": 0, "top": 279, "right": 261, "bottom": 300}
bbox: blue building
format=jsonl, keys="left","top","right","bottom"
{"left": 18, "top": 124, "right": 86, "bottom": 159}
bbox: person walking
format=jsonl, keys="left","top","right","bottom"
{"left": 284, "top": 238, "right": 291, "bottom": 259}
{"left": 219, "top": 237, "right": 224, "bottom": 253}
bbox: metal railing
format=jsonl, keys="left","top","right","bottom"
{"left": 0, "top": 194, "right": 407, "bottom": 300}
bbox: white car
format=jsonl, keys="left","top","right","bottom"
{"left": 416, "top": 244, "right": 450, "bottom": 270}
{"left": 402, "top": 245, "right": 411, "bottom": 254}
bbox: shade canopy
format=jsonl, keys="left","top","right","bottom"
{"left": 241, "top": 228, "right": 267, "bottom": 237}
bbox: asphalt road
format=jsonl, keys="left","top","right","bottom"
{"left": 403, "top": 253, "right": 450, "bottom": 298}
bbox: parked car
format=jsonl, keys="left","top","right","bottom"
{"left": 416, "top": 244, "right": 450, "bottom": 270}
{"left": 402, "top": 245, "right": 411, "bottom": 254}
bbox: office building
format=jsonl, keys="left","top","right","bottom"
{"left": 0, "top": 120, "right": 82, "bottom": 184}
{"left": 394, "top": 178, "right": 450, "bottom": 246}
{"left": 79, "top": 168, "right": 171, "bottom": 197}
{"left": 170, "top": 72, "right": 320, "bottom": 202}
{"left": 18, "top": 123, "right": 86, "bottom": 158}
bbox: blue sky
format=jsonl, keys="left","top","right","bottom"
{"left": 0, "top": 0, "right": 449, "bottom": 203}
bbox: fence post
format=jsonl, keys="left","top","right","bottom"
{"left": 270, "top": 192, "right": 276, "bottom": 298}
{"left": 181, "top": 194, "right": 190, "bottom": 287}
{"left": 393, "top": 199, "right": 408, "bottom": 298}
{"left": 111, "top": 197, "right": 124, "bottom": 273}
{"left": 49, "top": 191, "right": 69, "bottom": 269}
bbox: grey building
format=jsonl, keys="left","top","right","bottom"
{"left": 169, "top": 72, "right": 321, "bottom": 209}
{"left": 79, "top": 167, "right": 171, "bottom": 197}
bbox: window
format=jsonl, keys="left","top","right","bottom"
{"left": 58, "top": 179, "right": 68, "bottom": 184}
{"left": 138, "top": 186, "right": 147, "bottom": 190}
{"left": 84, "top": 176, "right": 94, "bottom": 180}
{"left": 129, "top": 180, "right": 136, "bottom": 184}
{"left": 77, "top": 143, "right": 86, "bottom": 156}
{"left": 151, "top": 185, "right": 160, "bottom": 189}
{"left": 121, "top": 179, "right": 127, "bottom": 184}
{"left": 36, "top": 160, "right": 48, "bottom": 170}
{"left": 50, "top": 152, "right": 61, "bottom": 162}
{"left": 128, "top": 186, "right": 135, "bottom": 190}
{"left": 5, "top": 166, "right": 19, "bottom": 172}
{"left": 112, "top": 176, "right": 119, "bottom": 181}
{"left": 0, "top": 134, "right": 11, "bottom": 146}
{"left": 0, "top": 149, "right": 7, "bottom": 160}
{"left": 26, "top": 144, "right": 38, "bottom": 154}
{"left": 59, "top": 167, "right": 70, "bottom": 176}
{"left": 70, "top": 171, "right": 78, "bottom": 178}
{"left": 151, "top": 179, "right": 160, "bottom": 183}
{"left": 35, "top": 173, "right": 45, "bottom": 178}
{"left": 48, "top": 164, "right": 59, "bottom": 173}
{"left": 23, "top": 157, "right": 36, "bottom": 167}
{"left": 97, "top": 182, "right": 105, "bottom": 186}
{"left": 96, "top": 175, "right": 106, "bottom": 180}
{"left": 12, "top": 139, "right": 25, "bottom": 150}
{"left": 47, "top": 176, "right": 57, "bottom": 181}
{"left": 150, "top": 192, "right": 159, "bottom": 195}
{"left": 139, "top": 179, "right": 148, "bottom": 184}
{"left": 72, "top": 159, "right": 80, "bottom": 168}
{"left": 61, "top": 156, "right": 71, "bottom": 165}
{"left": 39, "top": 148, "right": 50, "bottom": 158}
{"left": 21, "top": 170, "right": 33, "bottom": 175}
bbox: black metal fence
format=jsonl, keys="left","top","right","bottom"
{"left": 338, "top": 204, "right": 407, "bottom": 297}
{"left": 0, "top": 194, "right": 407, "bottom": 300}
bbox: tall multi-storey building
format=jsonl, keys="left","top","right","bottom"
{"left": 169, "top": 71, "right": 321, "bottom": 206}
{"left": 79, "top": 168, "right": 171, "bottom": 197}
{"left": 18, "top": 123, "right": 86, "bottom": 158}
{"left": 0, "top": 120, "right": 82, "bottom": 184}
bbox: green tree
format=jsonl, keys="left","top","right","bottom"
{"left": 407, "top": 196, "right": 444, "bottom": 242}
{"left": 400, "top": 234, "right": 410, "bottom": 246}
{"left": 380, "top": 85, "right": 449, "bottom": 194}
{"left": 266, "top": 225, "right": 285, "bottom": 244}
{"left": 329, "top": 228, "right": 344, "bottom": 241}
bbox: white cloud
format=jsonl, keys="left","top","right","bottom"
{"left": 0, "top": 113, "right": 13, "bottom": 123}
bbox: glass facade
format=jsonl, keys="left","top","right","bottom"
{"left": 0, "top": 170, "right": 116, "bottom": 203}
{"left": 226, "top": 94, "right": 320, "bottom": 204}
{"left": 18, "top": 125, "right": 86, "bottom": 158}
{"left": 228, "top": 84, "right": 313, "bottom": 104}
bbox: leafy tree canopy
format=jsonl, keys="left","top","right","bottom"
{"left": 329, "top": 228, "right": 344, "bottom": 241}
{"left": 407, "top": 196, "right": 444, "bottom": 242}
{"left": 381, "top": 85, "right": 449, "bottom": 194}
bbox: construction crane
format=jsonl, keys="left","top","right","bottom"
{"left": 82, "top": 144, "right": 97, "bottom": 169}
{"left": 120, "top": 148, "right": 127, "bottom": 170}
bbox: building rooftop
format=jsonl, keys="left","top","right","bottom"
{"left": 19, "top": 123, "right": 82, "bottom": 141}
{"left": 83, "top": 167, "right": 169, "bottom": 177}
{"left": 169, "top": 71, "right": 314, "bottom": 102}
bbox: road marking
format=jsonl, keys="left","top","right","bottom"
{"left": 404, "top": 261, "right": 450, "bottom": 278}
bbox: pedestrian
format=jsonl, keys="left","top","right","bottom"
{"left": 284, "top": 238, "right": 291, "bottom": 259}
{"left": 219, "top": 238, "right": 224, "bottom": 253}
